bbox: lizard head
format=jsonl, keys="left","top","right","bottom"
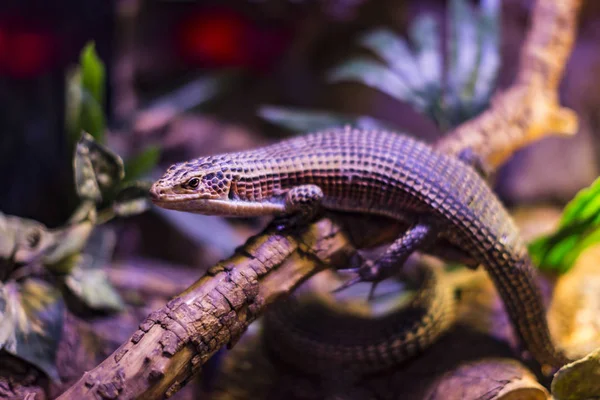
{"left": 150, "top": 155, "right": 236, "bottom": 214}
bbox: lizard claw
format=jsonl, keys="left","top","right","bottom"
{"left": 367, "top": 281, "right": 380, "bottom": 301}
{"left": 332, "top": 272, "right": 382, "bottom": 302}
{"left": 331, "top": 274, "right": 364, "bottom": 294}
{"left": 333, "top": 257, "right": 383, "bottom": 300}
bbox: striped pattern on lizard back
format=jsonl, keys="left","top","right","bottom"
{"left": 152, "top": 127, "right": 569, "bottom": 367}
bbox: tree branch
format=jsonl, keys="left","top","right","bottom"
{"left": 434, "top": 0, "right": 582, "bottom": 168}
{"left": 57, "top": 0, "right": 582, "bottom": 398}
{"left": 57, "top": 217, "right": 404, "bottom": 399}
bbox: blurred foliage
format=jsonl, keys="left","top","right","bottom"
{"left": 0, "top": 42, "right": 156, "bottom": 381}
{"left": 67, "top": 41, "right": 161, "bottom": 182}
{"left": 0, "top": 279, "right": 64, "bottom": 381}
{"left": 0, "top": 132, "right": 150, "bottom": 380}
{"left": 261, "top": 0, "right": 500, "bottom": 132}
{"left": 259, "top": 105, "right": 395, "bottom": 133}
{"left": 530, "top": 177, "right": 600, "bottom": 274}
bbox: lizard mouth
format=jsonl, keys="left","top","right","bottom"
{"left": 151, "top": 195, "right": 286, "bottom": 217}
{"left": 150, "top": 195, "right": 223, "bottom": 213}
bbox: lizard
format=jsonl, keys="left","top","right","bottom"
{"left": 150, "top": 126, "right": 571, "bottom": 369}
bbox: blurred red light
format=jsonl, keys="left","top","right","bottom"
{"left": 0, "top": 15, "right": 58, "bottom": 79}
{"left": 6, "top": 31, "right": 56, "bottom": 78}
{"left": 178, "top": 9, "right": 248, "bottom": 67}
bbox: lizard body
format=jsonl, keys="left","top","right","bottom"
{"left": 151, "top": 127, "right": 569, "bottom": 368}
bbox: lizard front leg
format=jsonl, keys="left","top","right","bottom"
{"left": 273, "top": 184, "right": 324, "bottom": 230}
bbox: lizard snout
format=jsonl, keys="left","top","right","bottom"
{"left": 149, "top": 183, "right": 166, "bottom": 202}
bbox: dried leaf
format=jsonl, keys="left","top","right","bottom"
{"left": 43, "top": 221, "right": 94, "bottom": 267}
{"left": 4, "top": 215, "right": 56, "bottom": 265}
{"left": 552, "top": 347, "right": 600, "bottom": 400}
{"left": 74, "top": 132, "right": 125, "bottom": 202}
{"left": 113, "top": 181, "right": 153, "bottom": 217}
{"left": 73, "top": 138, "right": 102, "bottom": 201}
{"left": 259, "top": 106, "right": 395, "bottom": 133}
{"left": 0, "top": 213, "right": 17, "bottom": 259}
{"left": 0, "top": 279, "right": 64, "bottom": 381}
{"left": 67, "top": 200, "right": 97, "bottom": 224}
{"left": 65, "top": 261, "right": 124, "bottom": 312}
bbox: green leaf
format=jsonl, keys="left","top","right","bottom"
{"left": 560, "top": 176, "right": 600, "bottom": 226}
{"left": 530, "top": 177, "right": 600, "bottom": 274}
{"left": 113, "top": 181, "right": 153, "bottom": 217}
{"left": 124, "top": 146, "right": 161, "bottom": 182}
{"left": 65, "top": 43, "right": 107, "bottom": 146}
{"left": 80, "top": 42, "right": 106, "bottom": 142}
{"left": 65, "top": 68, "right": 84, "bottom": 146}
{"left": 80, "top": 42, "right": 105, "bottom": 108}
{"left": 65, "top": 258, "right": 124, "bottom": 312}
{"left": 258, "top": 106, "right": 396, "bottom": 133}
{"left": 79, "top": 91, "right": 106, "bottom": 144}
{"left": 74, "top": 132, "right": 125, "bottom": 202}
{"left": 0, "top": 279, "right": 64, "bottom": 381}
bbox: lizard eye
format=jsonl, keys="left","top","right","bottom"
{"left": 186, "top": 177, "right": 200, "bottom": 189}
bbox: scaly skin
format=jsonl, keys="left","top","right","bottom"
{"left": 150, "top": 127, "right": 570, "bottom": 368}
{"left": 263, "top": 263, "right": 455, "bottom": 375}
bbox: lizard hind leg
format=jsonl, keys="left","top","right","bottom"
{"left": 336, "top": 220, "right": 438, "bottom": 298}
